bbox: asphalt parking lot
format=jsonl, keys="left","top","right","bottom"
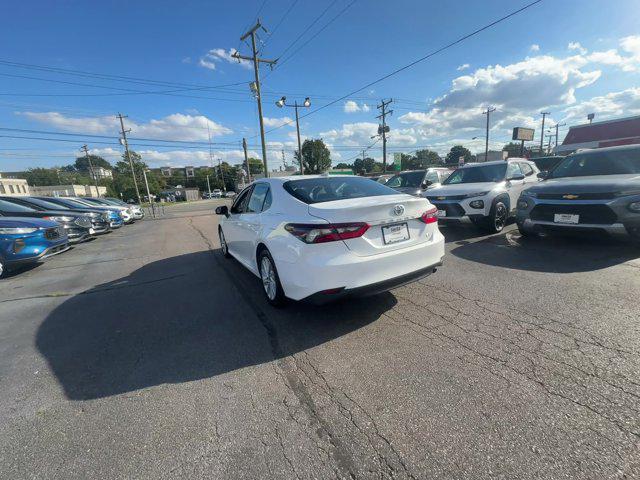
{"left": 1, "top": 199, "right": 639, "bottom": 479}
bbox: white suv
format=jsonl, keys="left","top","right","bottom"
{"left": 425, "top": 159, "right": 540, "bottom": 233}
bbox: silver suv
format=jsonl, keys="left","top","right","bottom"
{"left": 516, "top": 145, "right": 640, "bottom": 242}
{"left": 425, "top": 159, "right": 540, "bottom": 233}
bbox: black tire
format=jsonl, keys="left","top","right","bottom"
{"left": 517, "top": 222, "right": 537, "bottom": 238}
{"left": 0, "top": 259, "right": 4, "bottom": 278}
{"left": 486, "top": 200, "right": 509, "bottom": 234}
{"left": 257, "top": 249, "right": 287, "bottom": 307}
{"left": 218, "top": 228, "right": 231, "bottom": 258}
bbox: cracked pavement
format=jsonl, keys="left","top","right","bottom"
{"left": 1, "top": 200, "right": 639, "bottom": 479}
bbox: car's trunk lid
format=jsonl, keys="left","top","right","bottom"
{"left": 307, "top": 194, "right": 435, "bottom": 256}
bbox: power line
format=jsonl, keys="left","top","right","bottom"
{"left": 261, "top": 0, "right": 300, "bottom": 51}
{"left": 260, "top": 0, "right": 543, "bottom": 136}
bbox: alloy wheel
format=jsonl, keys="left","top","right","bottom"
{"left": 260, "top": 256, "right": 277, "bottom": 301}
{"left": 494, "top": 203, "right": 507, "bottom": 231}
{"left": 0, "top": 260, "right": 4, "bottom": 278}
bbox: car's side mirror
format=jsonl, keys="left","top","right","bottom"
{"left": 215, "top": 205, "right": 229, "bottom": 217}
{"left": 537, "top": 171, "right": 549, "bottom": 180}
{"left": 422, "top": 181, "right": 432, "bottom": 189}
{"left": 507, "top": 173, "right": 525, "bottom": 181}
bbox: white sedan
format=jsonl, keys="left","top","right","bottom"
{"left": 215, "top": 175, "right": 445, "bottom": 306}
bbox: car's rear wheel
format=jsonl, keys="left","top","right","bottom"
{"left": 258, "top": 249, "right": 286, "bottom": 307}
{"left": 0, "top": 260, "right": 4, "bottom": 278}
{"left": 486, "top": 201, "right": 508, "bottom": 233}
{"left": 219, "top": 228, "right": 231, "bottom": 258}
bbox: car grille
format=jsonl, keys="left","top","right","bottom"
{"left": 426, "top": 195, "right": 467, "bottom": 201}
{"left": 432, "top": 202, "right": 466, "bottom": 217}
{"left": 75, "top": 216, "right": 91, "bottom": 228}
{"left": 530, "top": 204, "right": 618, "bottom": 225}
{"left": 536, "top": 192, "right": 616, "bottom": 200}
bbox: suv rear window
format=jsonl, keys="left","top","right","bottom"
{"left": 283, "top": 177, "right": 396, "bottom": 204}
{"left": 551, "top": 148, "right": 640, "bottom": 178}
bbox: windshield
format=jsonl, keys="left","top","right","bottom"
{"left": 0, "top": 198, "right": 37, "bottom": 213}
{"left": 444, "top": 164, "right": 507, "bottom": 184}
{"left": 385, "top": 171, "right": 425, "bottom": 188}
{"left": 550, "top": 149, "right": 640, "bottom": 178}
{"left": 283, "top": 177, "right": 397, "bottom": 204}
{"left": 425, "top": 171, "right": 440, "bottom": 184}
{"left": 26, "top": 198, "right": 70, "bottom": 210}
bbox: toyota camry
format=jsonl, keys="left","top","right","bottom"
{"left": 215, "top": 175, "right": 445, "bottom": 306}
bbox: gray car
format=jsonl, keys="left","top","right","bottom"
{"left": 516, "top": 145, "right": 640, "bottom": 242}
{"left": 385, "top": 168, "right": 453, "bottom": 196}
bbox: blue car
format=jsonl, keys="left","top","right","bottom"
{"left": 0, "top": 217, "right": 70, "bottom": 278}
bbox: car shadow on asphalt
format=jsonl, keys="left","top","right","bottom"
{"left": 449, "top": 229, "right": 640, "bottom": 273}
{"left": 36, "top": 250, "right": 398, "bottom": 401}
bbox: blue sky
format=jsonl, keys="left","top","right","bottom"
{"left": 1, "top": 0, "right": 639, "bottom": 171}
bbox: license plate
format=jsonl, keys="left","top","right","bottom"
{"left": 437, "top": 209, "right": 447, "bottom": 217}
{"left": 382, "top": 223, "right": 410, "bottom": 244}
{"left": 554, "top": 213, "right": 579, "bottom": 224}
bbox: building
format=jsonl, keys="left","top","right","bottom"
{"left": 475, "top": 150, "right": 508, "bottom": 163}
{"left": 89, "top": 166, "right": 113, "bottom": 181}
{"left": 0, "top": 173, "right": 30, "bottom": 196}
{"left": 557, "top": 115, "right": 640, "bottom": 154}
{"left": 160, "top": 187, "right": 200, "bottom": 202}
{"left": 29, "top": 185, "right": 107, "bottom": 197}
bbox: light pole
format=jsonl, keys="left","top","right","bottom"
{"left": 276, "top": 96, "right": 311, "bottom": 175}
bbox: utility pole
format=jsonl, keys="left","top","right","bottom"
{"left": 206, "top": 175, "right": 212, "bottom": 196}
{"left": 81, "top": 144, "right": 100, "bottom": 196}
{"left": 546, "top": 134, "right": 554, "bottom": 155}
{"left": 553, "top": 122, "right": 566, "bottom": 151}
{"left": 117, "top": 113, "right": 142, "bottom": 204}
{"left": 242, "top": 138, "right": 252, "bottom": 184}
{"left": 233, "top": 21, "right": 277, "bottom": 177}
{"left": 141, "top": 169, "right": 155, "bottom": 217}
{"left": 276, "top": 96, "right": 310, "bottom": 175}
{"left": 377, "top": 99, "right": 393, "bottom": 172}
{"left": 540, "top": 112, "right": 550, "bottom": 153}
{"left": 218, "top": 158, "right": 226, "bottom": 192}
{"left": 482, "top": 106, "right": 496, "bottom": 162}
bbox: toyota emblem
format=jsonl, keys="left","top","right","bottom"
{"left": 393, "top": 204, "right": 405, "bottom": 216}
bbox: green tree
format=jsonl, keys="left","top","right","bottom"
{"left": 352, "top": 157, "right": 376, "bottom": 174}
{"left": 502, "top": 142, "right": 533, "bottom": 158}
{"left": 334, "top": 163, "right": 352, "bottom": 170}
{"left": 25, "top": 168, "right": 61, "bottom": 186}
{"left": 445, "top": 145, "right": 473, "bottom": 165}
{"left": 74, "top": 155, "right": 112, "bottom": 173}
{"left": 112, "top": 151, "right": 164, "bottom": 201}
{"left": 295, "top": 139, "right": 331, "bottom": 174}
{"left": 248, "top": 157, "right": 264, "bottom": 175}
{"left": 415, "top": 149, "right": 441, "bottom": 166}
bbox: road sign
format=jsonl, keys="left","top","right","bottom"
{"left": 512, "top": 127, "right": 535, "bottom": 141}
{"left": 393, "top": 152, "right": 402, "bottom": 171}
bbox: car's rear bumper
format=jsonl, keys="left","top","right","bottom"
{"left": 276, "top": 229, "right": 446, "bottom": 301}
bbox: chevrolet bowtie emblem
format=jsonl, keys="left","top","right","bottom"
{"left": 562, "top": 194, "right": 579, "bottom": 200}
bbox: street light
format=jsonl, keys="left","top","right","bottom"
{"left": 276, "top": 96, "right": 311, "bottom": 175}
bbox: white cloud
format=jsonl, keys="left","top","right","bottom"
{"left": 530, "top": 44, "right": 540, "bottom": 52}
{"left": 562, "top": 87, "right": 640, "bottom": 123}
{"left": 17, "top": 112, "right": 233, "bottom": 142}
{"left": 343, "top": 100, "right": 371, "bottom": 113}
{"left": 456, "top": 63, "right": 470, "bottom": 71}
{"left": 568, "top": 42, "right": 587, "bottom": 54}
{"left": 587, "top": 35, "right": 640, "bottom": 72}
{"left": 262, "top": 116, "right": 294, "bottom": 128}
{"left": 198, "top": 48, "right": 252, "bottom": 71}
{"left": 88, "top": 147, "right": 258, "bottom": 167}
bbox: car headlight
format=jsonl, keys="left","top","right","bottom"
{"left": 629, "top": 201, "right": 640, "bottom": 212}
{"left": 0, "top": 227, "right": 39, "bottom": 234}
{"left": 517, "top": 199, "right": 529, "bottom": 210}
{"left": 615, "top": 190, "right": 640, "bottom": 197}
{"left": 469, "top": 200, "right": 484, "bottom": 209}
{"left": 43, "top": 215, "right": 75, "bottom": 223}
{"left": 463, "top": 191, "right": 489, "bottom": 199}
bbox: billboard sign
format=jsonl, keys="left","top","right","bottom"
{"left": 512, "top": 127, "right": 535, "bottom": 141}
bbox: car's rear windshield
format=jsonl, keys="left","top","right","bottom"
{"left": 550, "top": 149, "right": 640, "bottom": 178}
{"left": 385, "top": 171, "right": 425, "bottom": 188}
{"left": 283, "top": 177, "right": 397, "bottom": 204}
{"left": 26, "top": 197, "right": 70, "bottom": 210}
{"left": 534, "top": 157, "right": 564, "bottom": 172}
{"left": 444, "top": 164, "right": 507, "bottom": 184}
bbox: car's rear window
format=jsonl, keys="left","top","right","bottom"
{"left": 283, "top": 177, "right": 397, "bottom": 204}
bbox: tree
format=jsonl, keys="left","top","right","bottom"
{"left": 415, "top": 149, "right": 441, "bottom": 166}
{"left": 74, "top": 155, "right": 112, "bottom": 173}
{"left": 295, "top": 139, "right": 331, "bottom": 174}
{"left": 335, "top": 163, "right": 352, "bottom": 170}
{"left": 248, "top": 157, "right": 264, "bottom": 175}
{"left": 112, "top": 151, "right": 165, "bottom": 201}
{"left": 25, "top": 168, "right": 61, "bottom": 186}
{"left": 445, "top": 145, "right": 472, "bottom": 165}
{"left": 502, "top": 142, "right": 534, "bottom": 158}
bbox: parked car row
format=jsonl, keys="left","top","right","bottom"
{"left": 0, "top": 195, "right": 143, "bottom": 278}
{"left": 214, "top": 145, "right": 639, "bottom": 307}
{"left": 203, "top": 189, "right": 236, "bottom": 199}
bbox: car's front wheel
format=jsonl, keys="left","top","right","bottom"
{"left": 0, "top": 259, "right": 4, "bottom": 278}
{"left": 517, "top": 222, "right": 538, "bottom": 238}
{"left": 486, "top": 200, "right": 508, "bottom": 233}
{"left": 258, "top": 249, "right": 286, "bottom": 307}
{"left": 219, "top": 228, "right": 231, "bottom": 258}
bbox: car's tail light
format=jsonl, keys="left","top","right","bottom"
{"left": 419, "top": 206, "right": 438, "bottom": 224}
{"left": 284, "top": 223, "right": 369, "bottom": 244}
